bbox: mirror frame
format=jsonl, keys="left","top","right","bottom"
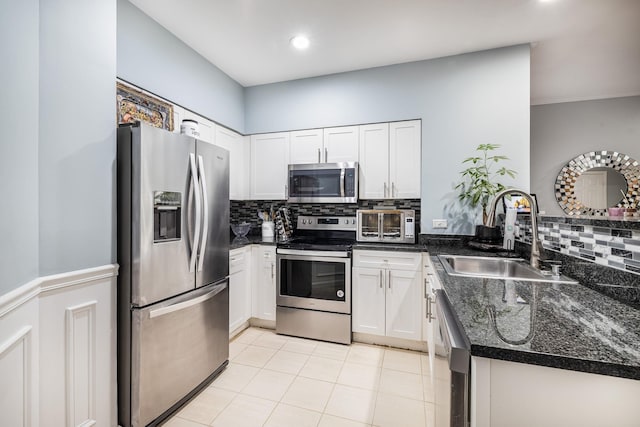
{"left": 554, "top": 151, "right": 640, "bottom": 215}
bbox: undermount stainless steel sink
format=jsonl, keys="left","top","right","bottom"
{"left": 438, "top": 255, "right": 579, "bottom": 284}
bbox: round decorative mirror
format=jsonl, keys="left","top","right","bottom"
{"left": 554, "top": 151, "right": 640, "bottom": 215}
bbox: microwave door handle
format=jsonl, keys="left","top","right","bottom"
{"left": 197, "top": 155, "right": 209, "bottom": 272}
{"left": 188, "top": 153, "right": 201, "bottom": 272}
{"left": 340, "top": 168, "right": 346, "bottom": 197}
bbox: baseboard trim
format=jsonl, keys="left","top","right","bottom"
{"left": 0, "top": 264, "right": 119, "bottom": 318}
{"left": 353, "top": 332, "right": 427, "bottom": 352}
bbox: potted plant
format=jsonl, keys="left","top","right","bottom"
{"left": 455, "top": 144, "right": 517, "bottom": 242}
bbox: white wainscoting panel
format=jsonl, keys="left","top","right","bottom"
{"left": 39, "top": 266, "right": 116, "bottom": 427}
{"left": 0, "top": 264, "right": 116, "bottom": 427}
{"left": 0, "top": 326, "right": 33, "bottom": 427}
{"left": 0, "top": 293, "right": 39, "bottom": 427}
{"left": 66, "top": 301, "right": 97, "bottom": 427}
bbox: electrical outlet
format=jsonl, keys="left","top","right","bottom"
{"left": 432, "top": 219, "right": 448, "bottom": 229}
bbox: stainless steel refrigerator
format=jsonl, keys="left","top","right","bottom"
{"left": 117, "top": 122, "right": 230, "bottom": 427}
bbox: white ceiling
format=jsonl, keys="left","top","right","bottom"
{"left": 129, "top": 0, "right": 640, "bottom": 105}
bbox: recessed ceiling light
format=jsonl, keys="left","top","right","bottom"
{"left": 290, "top": 35, "right": 310, "bottom": 50}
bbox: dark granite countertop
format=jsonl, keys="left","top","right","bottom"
{"left": 230, "top": 235, "right": 276, "bottom": 250}
{"left": 431, "top": 255, "right": 640, "bottom": 380}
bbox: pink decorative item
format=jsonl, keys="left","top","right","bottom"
{"left": 608, "top": 207, "right": 625, "bottom": 217}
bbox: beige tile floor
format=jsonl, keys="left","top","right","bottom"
{"left": 163, "top": 327, "right": 448, "bottom": 427}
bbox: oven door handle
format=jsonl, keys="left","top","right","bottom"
{"left": 276, "top": 249, "right": 351, "bottom": 258}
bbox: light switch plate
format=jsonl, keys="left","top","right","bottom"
{"left": 432, "top": 219, "right": 448, "bottom": 229}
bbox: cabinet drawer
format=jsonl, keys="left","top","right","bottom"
{"left": 229, "top": 248, "right": 248, "bottom": 274}
{"left": 353, "top": 250, "right": 421, "bottom": 271}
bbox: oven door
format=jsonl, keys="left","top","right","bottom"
{"left": 276, "top": 250, "right": 351, "bottom": 314}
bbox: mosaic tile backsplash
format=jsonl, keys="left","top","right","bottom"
{"left": 231, "top": 199, "right": 421, "bottom": 232}
{"left": 515, "top": 216, "right": 640, "bottom": 276}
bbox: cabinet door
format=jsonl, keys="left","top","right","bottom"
{"left": 389, "top": 120, "right": 421, "bottom": 199}
{"left": 359, "top": 123, "right": 389, "bottom": 199}
{"left": 386, "top": 268, "right": 422, "bottom": 340}
{"left": 423, "top": 254, "right": 438, "bottom": 376}
{"left": 182, "top": 110, "right": 214, "bottom": 144}
{"left": 323, "top": 126, "right": 359, "bottom": 163}
{"left": 250, "top": 133, "right": 290, "bottom": 199}
{"left": 352, "top": 267, "right": 386, "bottom": 336}
{"left": 290, "top": 129, "right": 323, "bottom": 164}
{"left": 215, "top": 126, "right": 249, "bottom": 200}
{"left": 229, "top": 248, "right": 251, "bottom": 333}
{"left": 255, "top": 246, "right": 276, "bottom": 321}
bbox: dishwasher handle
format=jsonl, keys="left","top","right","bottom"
{"left": 434, "top": 289, "right": 470, "bottom": 374}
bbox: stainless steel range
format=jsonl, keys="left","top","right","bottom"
{"left": 276, "top": 215, "right": 357, "bottom": 344}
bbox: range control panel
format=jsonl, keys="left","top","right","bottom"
{"left": 297, "top": 215, "right": 357, "bottom": 231}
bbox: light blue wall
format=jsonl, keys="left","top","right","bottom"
{"left": 38, "top": 0, "right": 117, "bottom": 275}
{"left": 117, "top": 0, "right": 245, "bottom": 133}
{"left": 0, "top": 0, "right": 40, "bottom": 295}
{"left": 245, "top": 45, "right": 531, "bottom": 234}
{"left": 531, "top": 96, "right": 640, "bottom": 216}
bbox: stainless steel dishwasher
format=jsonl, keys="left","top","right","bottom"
{"left": 434, "top": 289, "right": 471, "bottom": 427}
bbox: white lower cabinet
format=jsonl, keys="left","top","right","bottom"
{"left": 252, "top": 245, "right": 277, "bottom": 321}
{"left": 471, "top": 357, "right": 640, "bottom": 427}
{"left": 229, "top": 247, "right": 252, "bottom": 335}
{"left": 423, "top": 253, "right": 445, "bottom": 374}
{"left": 352, "top": 250, "right": 422, "bottom": 341}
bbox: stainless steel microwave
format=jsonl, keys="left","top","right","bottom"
{"left": 357, "top": 208, "right": 416, "bottom": 244}
{"left": 288, "top": 162, "right": 358, "bottom": 203}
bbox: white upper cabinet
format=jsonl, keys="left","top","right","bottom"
{"left": 359, "top": 123, "right": 390, "bottom": 199}
{"left": 323, "top": 126, "right": 359, "bottom": 163}
{"left": 290, "top": 126, "right": 359, "bottom": 164}
{"left": 359, "top": 120, "right": 421, "bottom": 199}
{"left": 181, "top": 110, "right": 214, "bottom": 144}
{"left": 215, "top": 125, "right": 249, "bottom": 200}
{"left": 250, "top": 132, "right": 290, "bottom": 200}
{"left": 290, "top": 129, "right": 324, "bottom": 164}
{"left": 389, "top": 120, "right": 421, "bottom": 199}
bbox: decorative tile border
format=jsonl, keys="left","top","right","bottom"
{"left": 515, "top": 216, "right": 640, "bottom": 276}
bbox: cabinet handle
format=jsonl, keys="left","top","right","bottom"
{"left": 379, "top": 270, "right": 383, "bottom": 289}
{"left": 387, "top": 270, "right": 391, "bottom": 289}
{"left": 317, "top": 148, "right": 321, "bottom": 163}
{"left": 285, "top": 184, "right": 288, "bottom": 199}
{"left": 426, "top": 295, "right": 435, "bottom": 322}
{"left": 325, "top": 147, "right": 328, "bottom": 163}
{"left": 383, "top": 182, "right": 387, "bottom": 198}
{"left": 424, "top": 278, "right": 427, "bottom": 298}
{"left": 392, "top": 182, "right": 396, "bottom": 197}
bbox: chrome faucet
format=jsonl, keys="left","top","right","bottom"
{"left": 486, "top": 189, "right": 542, "bottom": 269}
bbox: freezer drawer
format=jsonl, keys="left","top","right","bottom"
{"left": 130, "top": 280, "right": 229, "bottom": 427}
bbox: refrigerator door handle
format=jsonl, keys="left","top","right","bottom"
{"left": 149, "top": 282, "right": 227, "bottom": 319}
{"left": 197, "top": 155, "right": 209, "bottom": 272}
{"left": 188, "top": 153, "right": 202, "bottom": 272}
